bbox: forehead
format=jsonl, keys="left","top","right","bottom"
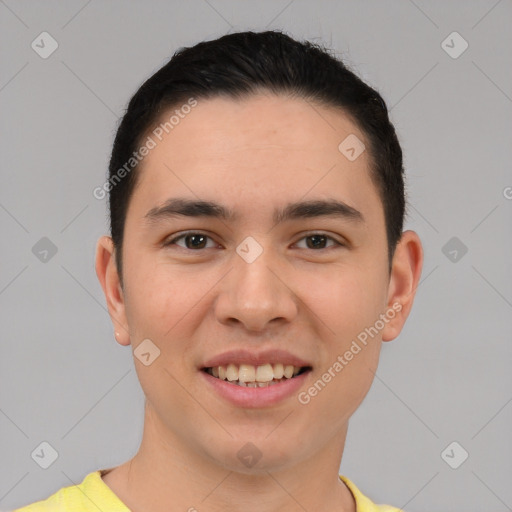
{"left": 149, "top": 93, "right": 365, "bottom": 156}
{"left": 128, "top": 93, "right": 383, "bottom": 228}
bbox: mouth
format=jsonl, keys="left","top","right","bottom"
{"left": 202, "top": 363, "right": 313, "bottom": 388}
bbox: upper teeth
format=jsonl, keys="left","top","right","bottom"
{"left": 209, "top": 363, "right": 302, "bottom": 382}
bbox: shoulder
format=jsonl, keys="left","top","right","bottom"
{"left": 11, "top": 483, "right": 69, "bottom": 512}
{"left": 11, "top": 470, "right": 128, "bottom": 512}
{"left": 340, "top": 475, "right": 404, "bottom": 512}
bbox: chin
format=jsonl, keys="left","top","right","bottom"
{"left": 202, "top": 435, "right": 304, "bottom": 475}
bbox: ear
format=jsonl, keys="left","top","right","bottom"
{"left": 381, "top": 230, "right": 423, "bottom": 342}
{"left": 95, "top": 235, "right": 131, "bottom": 346}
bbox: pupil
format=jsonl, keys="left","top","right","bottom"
{"left": 184, "top": 235, "right": 326, "bottom": 250}
{"left": 308, "top": 235, "right": 326, "bottom": 249}
{"left": 187, "top": 234, "right": 206, "bottom": 249}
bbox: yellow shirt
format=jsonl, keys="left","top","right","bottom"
{"left": 13, "top": 470, "right": 403, "bottom": 511}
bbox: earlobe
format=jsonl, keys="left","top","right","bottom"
{"left": 381, "top": 230, "right": 423, "bottom": 342}
{"left": 95, "top": 235, "right": 131, "bottom": 346}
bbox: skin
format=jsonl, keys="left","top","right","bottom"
{"left": 95, "top": 92, "right": 423, "bottom": 512}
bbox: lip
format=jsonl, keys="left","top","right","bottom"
{"left": 200, "top": 368, "right": 312, "bottom": 408}
{"left": 200, "top": 349, "right": 312, "bottom": 369}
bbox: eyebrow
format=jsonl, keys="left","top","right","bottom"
{"left": 144, "top": 197, "right": 365, "bottom": 225}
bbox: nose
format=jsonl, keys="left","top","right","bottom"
{"left": 213, "top": 246, "right": 298, "bottom": 333}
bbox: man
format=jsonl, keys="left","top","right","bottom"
{"left": 15, "top": 30, "right": 422, "bottom": 511}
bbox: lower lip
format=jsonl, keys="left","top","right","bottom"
{"left": 200, "top": 369, "right": 311, "bottom": 408}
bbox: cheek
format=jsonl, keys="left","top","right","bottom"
{"left": 123, "top": 257, "right": 219, "bottom": 372}
{"left": 122, "top": 254, "right": 189, "bottom": 342}
{"left": 307, "top": 262, "right": 386, "bottom": 335}
{"left": 303, "top": 262, "right": 386, "bottom": 398}
{"left": 296, "top": 343, "right": 381, "bottom": 444}
{"left": 302, "top": 317, "right": 382, "bottom": 420}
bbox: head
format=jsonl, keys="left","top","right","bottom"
{"left": 96, "top": 30, "right": 422, "bottom": 473}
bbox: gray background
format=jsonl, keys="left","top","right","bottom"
{"left": 1, "top": 1, "right": 511, "bottom": 510}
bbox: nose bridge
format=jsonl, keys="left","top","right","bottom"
{"left": 215, "top": 236, "right": 297, "bottom": 331}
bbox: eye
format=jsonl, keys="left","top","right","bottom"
{"left": 163, "top": 232, "right": 344, "bottom": 251}
{"left": 164, "top": 232, "right": 217, "bottom": 250}
{"left": 294, "top": 233, "right": 343, "bottom": 250}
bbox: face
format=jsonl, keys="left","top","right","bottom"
{"left": 97, "top": 93, "right": 422, "bottom": 473}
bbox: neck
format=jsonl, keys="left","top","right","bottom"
{"left": 102, "top": 403, "right": 356, "bottom": 512}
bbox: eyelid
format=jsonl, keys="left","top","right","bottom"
{"left": 163, "top": 230, "right": 346, "bottom": 250}
{"left": 163, "top": 231, "right": 219, "bottom": 249}
{"left": 294, "top": 231, "right": 345, "bottom": 249}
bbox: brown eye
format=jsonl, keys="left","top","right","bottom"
{"left": 163, "top": 232, "right": 343, "bottom": 252}
{"left": 295, "top": 234, "right": 342, "bottom": 250}
{"left": 165, "top": 232, "right": 215, "bottom": 250}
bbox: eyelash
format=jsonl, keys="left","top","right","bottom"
{"left": 163, "top": 231, "right": 344, "bottom": 251}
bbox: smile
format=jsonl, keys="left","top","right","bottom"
{"left": 203, "top": 363, "right": 312, "bottom": 387}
